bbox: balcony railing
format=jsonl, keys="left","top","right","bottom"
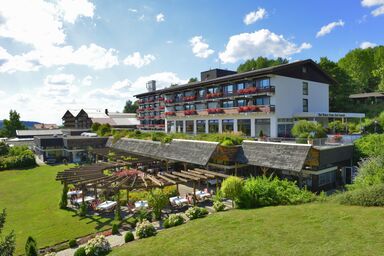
{"left": 165, "top": 105, "right": 275, "bottom": 118}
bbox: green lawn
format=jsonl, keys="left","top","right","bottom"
{"left": 0, "top": 165, "right": 114, "bottom": 255}
{"left": 111, "top": 203, "right": 384, "bottom": 256}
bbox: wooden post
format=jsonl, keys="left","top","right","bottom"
{"left": 216, "top": 177, "right": 219, "bottom": 194}
{"left": 165, "top": 160, "right": 169, "bottom": 172}
{"left": 126, "top": 189, "right": 129, "bottom": 202}
{"left": 94, "top": 185, "right": 98, "bottom": 200}
{"left": 176, "top": 183, "right": 179, "bottom": 195}
{"left": 183, "top": 163, "right": 187, "bottom": 171}
{"left": 235, "top": 162, "right": 238, "bottom": 176}
{"left": 193, "top": 182, "right": 197, "bottom": 206}
{"left": 81, "top": 185, "right": 85, "bottom": 204}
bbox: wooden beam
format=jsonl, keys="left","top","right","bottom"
{"left": 190, "top": 169, "right": 215, "bottom": 178}
{"left": 140, "top": 175, "right": 148, "bottom": 187}
{"left": 157, "top": 174, "right": 177, "bottom": 184}
{"left": 194, "top": 168, "right": 229, "bottom": 178}
{"left": 181, "top": 170, "right": 207, "bottom": 180}
{"left": 171, "top": 171, "right": 200, "bottom": 181}
{"left": 162, "top": 172, "right": 188, "bottom": 183}
{"left": 146, "top": 174, "right": 164, "bottom": 186}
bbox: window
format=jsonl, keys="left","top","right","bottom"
{"left": 302, "top": 66, "right": 307, "bottom": 73}
{"left": 176, "top": 121, "right": 183, "bottom": 132}
{"left": 207, "top": 87, "right": 219, "bottom": 94}
{"left": 196, "top": 120, "right": 206, "bottom": 133}
{"left": 303, "top": 99, "right": 308, "bottom": 112}
{"left": 184, "top": 90, "right": 194, "bottom": 96}
{"left": 303, "top": 82, "right": 308, "bottom": 95}
{"left": 198, "top": 89, "right": 205, "bottom": 98}
{"left": 175, "top": 105, "right": 184, "bottom": 111}
{"left": 208, "top": 120, "right": 219, "bottom": 133}
{"left": 195, "top": 103, "right": 206, "bottom": 110}
{"left": 237, "top": 82, "right": 245, "bottom": 91}
{"left": 255, "top": 119, "right": 270, "bottom": 137}
{"left": 237, "top": 99, "right": 246, "bottom": 107}
{"left": 175, "top": 92, "right": 183, "bottom": 101}
{"left": 207, "top": 102, "right": 218, "bottom": 109}
{"left": 222, "top": 119, "right": 234, "bottom": 132}
{"left": 258, "top": 78, "right": 270, "bottom": 88}
{"left": 167, "top": 121, "right": 175, "bottom": 133}
{"left": 278, "top": 124, "right": 294, "bottom": 137}
{"left": 318, "top": 171, "right": 336, "bottom": 187}
{"left": 255, "top": 97, "right": 270, "bottom": 105}
{"left": 185, "top": 104, "right": 195, "bottom": 110}
{"left": 238, "top": 119, "right": 251, "bottom": 136}
{"left": 222, "top": 100, "right": 234, "bottom": 108}
{"left": 223, "top": 84, "right": 234, "bottom": 95}
{"left": 186, "top": 121, "right": 194, "bottom": 134}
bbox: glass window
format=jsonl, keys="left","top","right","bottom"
{"left": 186, "top": 121, "right": 194, "bottom": 134}
{"left": 237, "top": 82, "right": 245, "bottom": 90}
{"left": 255, "top": 119, "right": 270, "bottom": 137}
{"left": 167, "top": 121, "right": 175, "bottom": 133}
{"left": 198, "top": 89, "right": 205, "bottom": 98}
{"left": 175, "top": 92, "right": 183, "bottom": 101}
{"left": 185, "top": 91, "right": 194, "bottom": 96}
{"left": 303, "top": 99, "right": 308, "bottom": 112}
{"left": 207, "top": 87, "right": 219, "bottom": 94}
{"left": 175, "top": 105, "right": 184, "bottom": 111}
{"left": 278, "top": 124, "right": 293, "bottom": 137}
{"left": 185, "top": 104, "right": 195, "bottom": 110}
{"left": 255, "top": 97, "right": 270, "bottom": 105}
{"left": 318, "top": 171, "right": 336, "bottom": 187}
{"left": 238, "top": 119, "right": 251, "bottom": 136}
{"left": 245, "top": 80, "right": 254, "bottom": 88}
{"left": 208, "top": 102, "right": 218, "bottom": 109}
{"left": 223, "top": 84, "right": 234, "bottom": 95}
{"left": 303, "top": 82, "right": 308, "bottom": 95}
{"left": 222, "top": 119, "right": 234, "bottom": 132}
{"left": 222, "top": 100, "right": 234, "bottom": 108}
{"left": 196, "top": 120, "right": 206, "bottom": 133}
{"left": 237, "top": 99, "right": 247, "bottom": 107}
{"left": 208, "top": 120, "right": 219, "bottom": 133}
{"left": 258, "top": 78, "right": 270, "bottom": 88}
{"left": 195, "top": 103, "right": 206, "bottom": 110}
{"left": 176, "top": 121, "right": 183, "bottom": 132}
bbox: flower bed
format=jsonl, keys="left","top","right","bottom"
{"left": 238, "top": 106, "right": 259, "bottom": 113}
{"left": 184, "top": 110, "right": 197, "bottom": 115}
{"left": 207, "top": 108, "right": 224, "bottom": 114}
{"left": 84, "top": 235, "right": 111, "bottom": 256}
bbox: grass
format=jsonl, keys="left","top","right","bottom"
{"left": 0, "top": 165, "right": 115, "bottom": 255}
{"left": 111, "top": 202, "right": 384, "bottom": 256}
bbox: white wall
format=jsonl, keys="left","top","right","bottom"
{"left": 271, "top": 75, "right": 329, "bottom": 118}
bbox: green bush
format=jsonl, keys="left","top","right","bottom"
{"left": 338, "top": 185, "right": 384, "bottom": 206}
{"left": 114, "top": 203, "right": 122, "bottom": 221}
{"left": 354, "top": 134, "right": 384, "bottom": 159}
{"left": 112, "top": 224, "right": 119, "bottom": 235}
{"left": 74, "top": 247, "right": 86, "bottom": 256}
{"left": 163, "top": 214, "right": 184, "bottom": 228}
{"left": 146, "top": 188, "right": 168, "bottom": 220}
{"left": 221, "top": 176, "right": 244, "bottom": 207}
{"left": 237, "top": 176, "right": 315, "bottom": 209}
{"left": 124, "top": 231, "right": 134, "bottom": 243}
{"left": 135, "top": 220, "right": 157, "bottom": 239}
{"left": 25, "top": 236, "right": 38, "bottom": 256}
{"left": 291, "top": 120, "right": 326, "bottom": 138}
{"left": 213, "top": 201, "right": 226, "bottom": 212}
{"left": 348, "top": 156, "right": 384, "bottom": 190}
{"left": 59, "top": 186, "right": 68, "bottom": 209}
{"left": 0, "top": 146, "right": 36, "bottom": 170}
{"left": 78, "top": 203, "right": 87, "bottom": 217}
{"left": 328, "top": 120, "right": 347, "bottom": 133}
{"left": 185, "top": 207, "right": 208, "bottom": 220}
{"left": 68, "top": 239, "right": 77, "bottom": 248}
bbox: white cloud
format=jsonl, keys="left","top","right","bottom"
{"left": 189, "top": 36, "right": 215, "bottom": 58}
{"left": 219, "top": 29, "right": 311, "bottom": 64}
{"left": 82, "top": 75, "right": 93, "bottom": 86}
{"left": 166, "top": 40, "right": 173, "bottom": 44}
{"left": 128, "top": 8, "right": 138, "bottom": 13}
{"left": 360, "top": 41, "right": 377, "bottom": 49}
{"left": 123, "top": 52, "right": 155, "bottom": 68}
{"left": 139, "top": 14, "right": 145, "bottom": 21}
{"left": 0, "top": 0, "right": 94, "bottom": 48}
{"left": 243, "top": 8, "right": 267, "bottom": 25}
{"left": 316, "top": 20, "right": 345, "bottom": 38}
{"left": 39, "top": 73, "right": 77, "bottom": 97}
{"left": 362, "top": 0, "right": 384, "bottom": 16}
{"left": 156, "top": 13, "right": 165, "bottom": 22}
{"left": 0, "top": 44, "right": 119, "bottom": 73}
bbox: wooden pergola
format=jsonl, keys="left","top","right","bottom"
{"left": 56, "top": 163, "right": 229, "bottom": 205}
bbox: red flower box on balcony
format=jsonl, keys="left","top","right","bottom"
{"left": 238, "top": 106, "right": 259, "bottom": 112}
{"left": 165, "top": 111, "right": 176, "bottom": 116}
{"left": 159, "top": 106, "right": 165, "bottom": 110}
{"left": 237, "top": 87, "right": 257, "bottom": 95}
{"left": 165, "top": 99, "right": 174, "bottom": 104}
{"left": 137, "top": 108, "right": 144, "bottom": 112}
{"left": 158, "top": 97, "right": 165, "bottom": 101}
{"left": 184, "top": 110, "right": 197, "bottom": 115}
{"left": 183, "top": 96, "right": 197, "bottom": 102}
{"left": 205, "top": 92, "right": 223, "bottom": 99}
{"left": 207, "top": 108, "right": 224, "bottom": 114}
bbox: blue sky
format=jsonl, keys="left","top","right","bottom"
{"left": 0, "top": 0, "right": 383, "bottom": 123}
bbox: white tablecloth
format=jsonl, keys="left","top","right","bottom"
{"left": 67, "top": 190, "right": 82, "bottom": 196}
{"left": 195, "top": 191, "right": 211, "bottom": 199}
{"left": 134, "top": 200, "right": 148, "bottom": 209}
{"left": 169, "top": 196, "right": 188, "bottom": 206}
{"left": 96, "top": 201, "right": 117, "bottom": 210}
{"left": 74, "top": 196, "right": 95, "bottom": 204}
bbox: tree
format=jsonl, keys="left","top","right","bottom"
{"left": 221, "top": 176, "right": 244, "bottom": 207}
{"left": 25, "top": 236, "right": 37, "bottom": 256}
{"left": 188, "top": 77, "right": 198, "bottom": 83}
{"left": 146, "top": 188, "right": 168, "bottom": 220}
{"left": 0, "top": 209, "right": 16, "bottom": 256}
{"left": 2, "top": 110, "right": 26, "bottom": 138}
{"left": 291, "top": 120, "right": 326, "bottom": 139}
{"left": 0, "top": 142, "right": 9, "bottom": 156}
{"left": 237, "top": 57, "right": 288, "bottom": 73}
{"left": 91, "top": 122, "right": 101, "bottom": 132}
{"left": 59, "top": 185, "right": 68, "bottom": 209}
{"left": 123, "top": 100, "right": 139, "bottom": 113}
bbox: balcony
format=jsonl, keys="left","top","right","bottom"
{"left": 166, "top": 105, "right": 275, "bottom": 118}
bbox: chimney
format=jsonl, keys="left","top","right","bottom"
{"left": 105, "top": 109, "right": 109, "bottom": 116}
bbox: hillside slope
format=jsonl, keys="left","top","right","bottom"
{"left": 111, "top": 203, "right": 384, "bottom": 256}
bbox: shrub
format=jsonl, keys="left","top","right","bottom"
{"left": 68, "top": 239, "right": 77, "bottom": 248}
{"left": 221, "top": 176, "right": 244, "bottom": 207}
{"left": 185, "top": 207, "right": 208, "bottom": 220}
{"left": 135, "top": 220, "right": 157, "bottom": 239}
{"left": 348, "top": 155, "right": 384, "bottom": 190}
{"left": 84, "top": 235, "right": 111, "bottom": 256}
{"left": 237, "top": 176, "right": 315, "bottom": 209}
{"left": 338, "top": 185, "right": 384, "bottom": 206}
{"left": 25, "top": 236, "right": 38, "bottom": 256}
{"left": 59, "top": 186, "right": 68, "bottom": 209}
{"left": 213, "top": 201, "right": 225, "bottom": 212}
{"left": 146, "top": 188, "right": 168, "bottom": 220}
{"left": 163, "top": 214, "right": 184, "bottom": 228}
{"left": 114, "top": 202, "right": 122, "bottom": 221}
{"left": 112, "top": 224, "right": 119, "bottom": 235}
{"left": 124, "top": 231, "right": 134, "bottom": 243}
{"left": 0, "top": 146, "right": 36, "bottom": 170}
{"left": 291, "top": 120, "right": 326, "bottom": 138}
{"left": 354, "top": 134, "right": 384, "bottom": 159}
{"left": 328, "top": 120, "right": 347, "bottom": 133}
{"left": 78, "top": 203, "right": 87, "bottom": 217}
{"left": 74, "top": 247, "right": 86, "bottom": 256}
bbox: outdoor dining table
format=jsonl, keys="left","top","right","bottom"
{"left": 169, "top": 196, "right": 188, "bottom": 206}
{"left": 134, "top": 200, "right": 149, "bottom": 209}
{"left": 67, "top": 190, "right": 82, "bottom": 196}
{"left": 74, "top": 196, "right": 95, "bottom": 204}
{"left": 195, "top": 191, "right": 211, "bottom": 200}
{"left": 96, "top": 201, "right": 117, "bottom": 211}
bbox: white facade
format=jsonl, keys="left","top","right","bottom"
{"left": 164, "top": 75, "right": 330, "bottom": 138}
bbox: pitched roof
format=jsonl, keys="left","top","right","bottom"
{"left": 110, "top": 138, "right": 219, "bottom": 166}
{"left": 16, "top": 129, "right": 63, "bottom": 137}
{"left": 108, "top": 112, "right": 139, "bottom": 126}
{"left": 241, "top": 140, "right": 311, "bottom": 172}
{"left": 349, "top": 92, "right": 384, "bottom": 99}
